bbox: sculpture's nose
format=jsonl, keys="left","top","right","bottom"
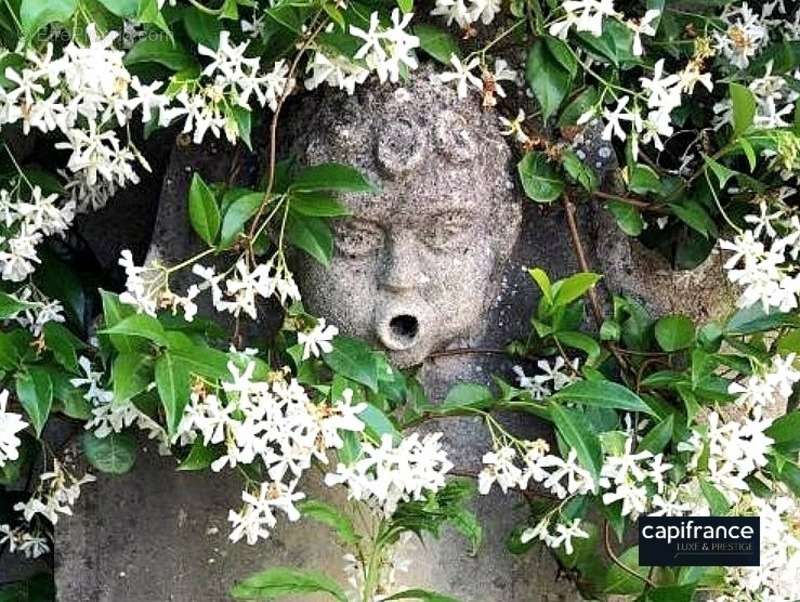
{"left": 379, "top": 234, "right": 430, "bottom": 294}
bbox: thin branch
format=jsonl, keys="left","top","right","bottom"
{"left": 247, "top": 14, "right": 328, "bottom": 242}
{"left": 592, "top": 190, "right": 668, "bottom": 214}
{"left": 562, "top": 193, "right": 604, "bottom": 326}
{"left": 604, "top": 521, "right": 656, "bottom": 588}
{"left": 562, "top": 192, "right": 631, "bottom": 373}
{"left": 428, "top": 347, "right": 509, "bottom": 359}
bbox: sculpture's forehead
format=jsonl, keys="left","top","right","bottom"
{"left": 341, "top": 176, "right": 501, "bottom": 222}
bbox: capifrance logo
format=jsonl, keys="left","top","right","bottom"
{"left": 638, "top": 516, "right": 760, "bottom": 566}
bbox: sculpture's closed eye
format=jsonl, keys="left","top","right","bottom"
{"left": 334, "top": 220, "right": 384, "bottom": 258}
{"left": 419, "top": 211, "right": 474, "bottom": 251}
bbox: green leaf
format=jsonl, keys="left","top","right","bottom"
{"left": 43, "top": 322, "right": 84, "bottom": 373}
{"left": 725, "top": 305, "right": 800, "bottom": 335}
{"left": 545, "top": 36, "right": 577, "bottom": 78}
{"left": 654, "top": 314, "right": 696, "bottom": 352}
{"left": 100, "top": 314, "right": 169, "bottom": 347}
{"left": 0, "top": 291, "right": 33, "bottom": 319}
{"left": 359, "top": 403, "right": 400, "bottom": 442}
{"left": 637, "top": 414, "right": 673, "bottom": 454}
{"left": 136, "top": 0, "right": 171, "bottom": 37}
{"left": 177, "top": 439, "right": 216, "bottom": 471}
{"left": 551, "top": 404, "right": 602, "bottom": 482}
{"left": 528, "top": 268, "right": 553, "bottom": 304}
{"left": 602, "top": 546, "right": 647, "bottom": 595}
{"left": 669, "top": 200, "right": 716, "bottom": 237}
{"left": 219, "top": 192, "right": 262, "bottom": 248}
{"left": 643, "top": 584, "right": 697, "bottom": 602}
{"left": 384, "top": 590, "right": 460, "bottom": 602}
{"left": 170, "top": 346, "right": 231, "bottom": 380}
{"left": 289, "top": 192, "right": 350, "bottom": 217}
{"left": 553, "top": 272, "right": 602, "bottom": 307}
{"left": 414, "top": 24, "right": 459, "bottom": 65}
{"left": 112, "top": 353, "right": 152, "bottom": 405}
{"left": 15, "top": 368, "right": 53, "bottom": 437}
{"left": 704, "top": 155, "right": 738, "bottom": 189}
{"left": 82, "top": 431, "right": 137, "bottom": 474}
{"left": 766, "top": 411, "right": 800, "bottom": 452}
{"left": 297, "top": 500, "right": 360, "bottom": 546}
{"left": 699, "top": 478, "right": 730, "bottom": 515}
{"left": 124, "top": 38, "right": 197, "bottom": 71}
{"left": 182, "top": 7, "right": 221, "bottom": 46}
{"left": 607, "top": 200, "right": 644, "bottom": 236}
{"left": 101, "top": 290, "right": 147, "bottom": 354}
{"left": 323, "top": 336, "right": 378, "bottom": 392}
{"left": 563, "top": 150, "right": 599, "bottom": 192}
{"left": 730, "top": 82, "right": 757, "bottom": 137}
{"left": 440, "top": 383, "right": 493, "bottom": 411}
{"left": 231, "top": 568, "right": 348, "bottom": 601}
{"left": 188, "top": 173, "right": 221, "bottom": 246}
{"left": 285, "top": 213, "right": 334, "bottom": 266}
{"left": 20, "top": 0, "right": 76, "bottom": 37}
{"left": 551, "top": 380, "right": 654, "bottom": 414}
{"left": 526, "top": 39, "right": 572, "bottom": 121}
{"left": 291, "top": 164, "right": 376, "bottom": 194}
{"left": 517, "top": 151, "right": 565, "bottom": 203}
{"left": 558, "top": 86, "right": 599, "bottom": 127}
{"left": 629, "top": 164, "right": 661, "bottom": 195}
{"left": 155, "top": 352, "right": 191, "bottom": 435}
{"left": 555, "top": 331, "right": 601, "bottom": 363}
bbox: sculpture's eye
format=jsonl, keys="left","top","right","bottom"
{"left": 334, "top": 219, "right": 385, "bottom": 258}
{"left": 420, "top": 211, "right": 473, "bottom": 251}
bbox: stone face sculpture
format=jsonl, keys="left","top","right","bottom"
{"left": 285, "top": 69, "right": 522, "bottom": 367}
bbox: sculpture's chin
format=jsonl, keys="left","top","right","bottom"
{"left": 383, "top": 345, "right": 433, "bottom": 369}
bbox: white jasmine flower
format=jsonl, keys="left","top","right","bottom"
{"left": 298, "top": 318, "right": 339, "bottom": 360}
{"left": 437, "top": 55, "right": 482, "bottom": 99}
{"left": 627, "top": 9, "right": 660, "bottom": 56}
{"left": 601, "top": 96, "right": 634, "bottom": 141}
{"left": 0, "top": 390, "right": 28, "bottom": 468}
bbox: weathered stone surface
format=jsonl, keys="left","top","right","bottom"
{"left": 592, "top": 207, "right": 736, "bottom": 323}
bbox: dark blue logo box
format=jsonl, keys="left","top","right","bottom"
{"left": 638, "top": 516, "right": 760, "bottom": 566}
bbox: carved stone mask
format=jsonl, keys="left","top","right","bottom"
{"left": 287, "top": 68, "right": 522, "bottom": 366}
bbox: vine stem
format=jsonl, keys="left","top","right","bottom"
{"left": 593, "top": 190, "right": 668, "bottom": 214}
{"left": 604, "top": 521, "right": 656, "bottom": 588}
{"left": 562, "top": 192, "right": 631, "bottom": 373}
{"left": 247, "top": 13, "right": 328, "bottom": 243}
{"left": 562, "top": 193, "right": 604, "bottom": 326}
{"left": 428, "top": 346, "right": 509, "bottom": 359}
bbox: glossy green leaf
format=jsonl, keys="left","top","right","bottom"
{"left": 155, "top": 352, "right": 191, "bottom": 435}
{"left": 291, "top": 163, "right": 376, "bottom": 193}
{"left": 637, "top": 414, "right": 674, "bottom": 454}
{"left": 526, "top": 39, "right": 572, "bottom": 121}
{"left": 15, "top": 368, "right": 53, "bottom": 437}
{"left": 297, "top": 500, "right": 360, "bottom": 546}
{"left": 188, "top": 173, "right": 221, "bottom": 246}
{"left": 284, "top": 213, "right": 334, "bottom": 266}
{"left": 219, "top": 192, "right": 262, "bottom": 249}
{"left": 414, "top": 24, "right": 459, "bottom": 65}
{"left": 20, "top": 0, "right": 76, "bottom": 37}
{"left": 517, "top": 152, "right": 565, "bottom": 203}
{"left": 82, "top": 431, "right": 137, "bottom": 474}
{"left": 551, "top": 404, "right": 602, "bottom": 481}
{"left": 654, "top": 314, "right": 696, "bottom": 352}
{"left": 730, "top": 82, "right": 756, "bottom": 137}
{"left": 551, "top": 380, "right": 654, "bottom": 414}
{"left": 231, "top": 567, "right": 348, "bottom": 601}
{"left": 323, "top": 336, "right": 378, "bottom": 392}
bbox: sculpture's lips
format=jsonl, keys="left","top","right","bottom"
{"left": 377, "top": 311, "right": 420, "bottom": 351}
